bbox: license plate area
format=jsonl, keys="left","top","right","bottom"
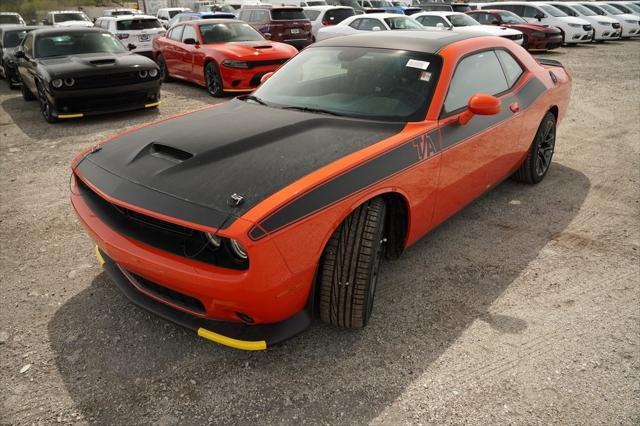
{"left": 139, "top": 34, "right": 150, "bottom": 41}
{"left": 290, "top": 28, "right": 300, "bottom": 34}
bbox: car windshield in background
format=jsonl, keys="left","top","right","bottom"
{"left": 571, "top": 5, "right": 597, "bottom": 16}
{"left": 495, "top": 10, "right": 527, "bottom": 24}
{"left": 370, "top": 0, "right": 394, "bottom": 7}
{"left": 307, "top": 1, "right": 327, "bottom": 5}
{"left": 597, "top": 3, "right": 622, "bottom": 14}
{"left": 448, "top": 14, "right": 480, "bottom": 26}
{"left": 0, "top": 15, "right": 21, "bottom": 24}
{"left": 199, "top": 22, "right": 263, "bottom": 43}
{"left": 271, "top": 9, "right": 307, "bottom": 20}
{"left": 608, "top": 3, "right": 632, "bottom": 13}
{"left": 116, "top": 18, "right": 162, "bottom": 31}
{"left": 3, "top": 30, "right": 29, "bottom": 47}
{"left": 384, "top": 16, "right": 424, "bottom": 28}
{"left": 326, "top": 8, "right": 356, "bottom": 23}
{"left": 252, "top": 46, "right": 442, "bottom": 122}
{"left": 210, "top": 5, "right": 236, "bottom": 13}
{"left": 111, "top": 11, "right": 135, "bottom": 16}
{"left": 539, "top": 5, "right": 567, "bottom": 17}
{"left": 35, "top": 32, "right": 126, "bottom": 58}
{"left": 168, "top": 10, "right": 183, "bottom": 18}
{"left": 54, "top": 13, "right": 90, "bottom": 22}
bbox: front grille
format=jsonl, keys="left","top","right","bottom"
{"left": 65, "top": 72, "right": 152, "bottom": 90}
{"left": 60, "top": 91, "right": 150, "bottom": 112}
{"left": 612, "top": 22, "right": 621, "bottom": 29}
{"left": 246, "top": 58, "right": 288, "bottom": 69}
{"left": 503, "top": 34, "right": 523, "bottom": 40}
{"left": 76, "top": 177, "right": 248, "bottom": 270}
{"left": 127, "top": 270, "right": 206, "bottom": 314}
{"left": 583, "top": 25, "right": 592, "bottom": 31}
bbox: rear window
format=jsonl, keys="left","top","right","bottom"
{"left": 0, "top": 14, "right": 21, "bottom": 24}
{"left": 168, "top": 10, "right": 182, "bottom": 18}
{"left": 325, "top": 8, "right": 355, "bottom": 23}
{"left": 117, "top": 18, "right": 162, "bottom": 30}
{"left": 271, "top": 9, "right": 308, "bottom": 20}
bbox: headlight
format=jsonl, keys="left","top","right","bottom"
{"left": 229, "top": 239, "right": 248, "bottom": 260}
{"left": 205, "top": 232, "right": 221, "bottom": 248}
{"left": 148, "top": 68, "right": 158, "bottom": 78}
{"left": 531, "top": 31, "right": 546, "bottom": 38}
{"left": 568, "top": 23, "right": 582, "bottom": 28}
{"left": 64, "top": 77, "right": 75, "bottom": 87}
{"left": 51, "top": 78, "right": 63, "bottom": 88}
{"left": 138, "top": 70, "right": 148, "bottom": 78}
{"left": 625, "top": 19, "right": 638, "bottom": 24}
{"left": 222, "top": 59, "right": 250, "bottom": 69}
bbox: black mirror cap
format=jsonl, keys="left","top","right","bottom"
{"left": 183, "top": 38, "right": 197, "bottom": 45}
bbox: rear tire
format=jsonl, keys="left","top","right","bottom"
{"left": 318, "top": 197, "right": 387, "bottom": 329}
{"left": 21, "top": 80, "right": 36, "bottom": 101}
{"left": 157, "top": 54, "right": 173, "bottom": 82}
{"left": 512, "top": 111, "right": 556, "bottom": 184}
{"left": 205, "top": 62, "right": 224, "bottom": 97}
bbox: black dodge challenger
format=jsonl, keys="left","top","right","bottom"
{"left": 15, "top": 27, "right": 161, "bottom": 123}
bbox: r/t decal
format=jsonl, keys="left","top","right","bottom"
{"left": 412, "top": 134, "right": 437, "bottom": 161}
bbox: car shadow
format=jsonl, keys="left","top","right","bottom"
{"left": 48, "top": 163, "right": 589, "bottom": 424}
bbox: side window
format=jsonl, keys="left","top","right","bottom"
{"left": 443, "top": 50, "right": 509, "bottom": 113}
{"left": 474, "top": 13, "right": 494, "bottom": 25}
{"left": 238, "top": 10, "right": 251, "bottom": 20}
{"left": 349, "top": 18, "right": 362, "bottom": 29}
{"left": 496, "top": 49, "right": 523, "bottom": 87}
{"left": 182, "top": 25, "right": 198, "bottom": 43}
{"left": 253, "top": 10, "right": 269, "bottom": 24}
{"left": 522, "top": 6, "right": 541, "bottom": 18}
{"left": 170, "top": 25, "right": 184, "bottom": 41}
{"left": 416, "top": 15, "right": 448, "bottom": 27}
{"left": 355, "top": 18, "right": 386, "bottom": 30}
{"left": 497, "top": 5, "right": 523, "bottom": 15}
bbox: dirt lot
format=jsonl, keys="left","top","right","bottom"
{"left": 1, "top": 40, "right": 638, "bottom": 425}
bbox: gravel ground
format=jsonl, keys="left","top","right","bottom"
{"left": 0, "top": 40, "right": 638, "bottom": 425}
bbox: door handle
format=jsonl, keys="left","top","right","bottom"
{"left": 509, "top": 102, "right": 520, "bottom": 113}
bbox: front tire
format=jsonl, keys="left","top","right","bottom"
{"left": 157, "top": 54, "right": 173, "bottom": 82}
{"left": 20, "top": 79, "right": 36, "bottom": 101}
{"left": 37, "top": 82, "right": 57, "bottom": 123}
{"left": 512, "top": 111, "right": 556, "bottom": 184}
{"left": 205, "top": 62, "right": 224, "bottom": 97}
{"left": 318, "top": 197, "right": 387, "bottom": 329}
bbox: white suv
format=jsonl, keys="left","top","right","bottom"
{"left": 156, "top": 8, "right": 192, "bottom": 28}
{"left": 545, "top": 2, "right": 621, "bottom": 40}
{"left": 43, "top": 10, "right": 94, "bottom": 28}
{"left": 479, "top": 2, "right": 593, "bottom": 43}
{"left": 95, "top": 15, "right": 165, "bottom": 58}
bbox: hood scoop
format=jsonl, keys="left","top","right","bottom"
{"left": 89, "top": 58, "right": 116, "bottom": 66}
{"left": 254, "top": 45, "right": 273, "bottom": 49}
{"left": 150, "top": 143, "right": 194, "bottom": 163}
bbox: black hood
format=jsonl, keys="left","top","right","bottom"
{"left": 75, "top": 99, "right": 403, "bottom": 230}
{"left": 38, "top": 52, "right": 157, "bottom": 78}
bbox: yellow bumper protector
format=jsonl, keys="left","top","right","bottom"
{"left": 95, "top": 245, "right": 105, "bottom": 268}
{"left": 58, "top": 113, "right": 84, "bottom": 119}
{"left": 144, "top": 101, "right": 161, "bottom": 108}
{"left": 224, "top": 88, "right": 254, "bottom": 93}
{"left": 197, "top": 327, "right": 267, "bottom": 351}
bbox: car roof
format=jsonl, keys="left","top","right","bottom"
{"left": 0, "top": 25, "right": 43, "bottom": 31}
{"left": 0, "top": 12, "right": 21, "bottom": 15}
{"left": 185, "top": 18, "right": 240, "bottom": 24}
{"left": 304, "top": 5, "right": 353, "bottom": 9}
{"left": 48, "top": 10, "right": 86, "bottom": 14}
{"left": 31, "top": 27, "right": 107, "bottom": 36}
{"left": 354, "top": 12, "right": 412, "bottom": 18}
{"left": 414, "top": 11, "right": 459, "bottom": 16}
{"left": 108, "top": 15, "right": 158, "bottom": 20}
{"left": 313, "top": 30, "right": 480, "bottom": 52}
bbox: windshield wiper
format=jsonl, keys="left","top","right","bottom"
{"left": 280, "top": 106, "right": 344, "bottom": 116}
{"left": 241, "top": 95, "right": 268, "bottom": 106}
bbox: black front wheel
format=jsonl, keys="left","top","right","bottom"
{"left": 318, "top": 197, "right": 387, "bottom": 329}
{"left": 157, "top": 54, "right": 173, "bottom": 83}
{"left": 205, "top": 62, "right": 224, "bottom": 97}
{"left": 37, "top": 83, "right": 57, "bottom": 123}
{"left": 512, "top": 111, "right": 556, "bottom": 184}
{"left": 20, "top": 79, "right": 36, "bottom": 101}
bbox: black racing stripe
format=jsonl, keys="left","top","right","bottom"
{"left": 255, "top": 131, "right": 438, "bottom": 237}
{"left": 252, "top": 77, "right": 547, "bottom": 239}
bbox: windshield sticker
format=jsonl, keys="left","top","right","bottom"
{"left": 406, "top": 59, "right": 429, "bottom": 70}
{"left": 420, "top": 71, "right": 432, "bottom": 82}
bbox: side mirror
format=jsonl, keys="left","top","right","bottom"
{"left": 183, "top": 38, "right": 197, "bottom": 45}
{"left": 435, "top": 22, "right": 445, "bottom": 29}
{"left": 535, "top": 13, "right": 545, "bottom": 21}
{"left": 490, "top": 19, "right": 500, "bottom": 25}
{"left": 260, "top": 71, "right": 274, "bottom": 84}
{"left": 371, "top": 26, "right": 382, "bottom": 31}
{"left": 14, "top": 50, "right": 25, "bottom": 59}
{"left": 127, "top": 43, "right": 136, "bottom": 50}
{"left": 458, "top": 94, "right": 501, "bottom": 125}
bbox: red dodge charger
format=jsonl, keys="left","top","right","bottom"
{"left": 153, "top": 19, "right": 298, "bottom": 96}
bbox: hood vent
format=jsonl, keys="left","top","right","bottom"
{"left": 254, "top": 45, "right": 273, "bottom": 49}
{"left": 89, "top": 59, "right": 116, "bottom": 65}
{"left": 150, "top": 143, "right": 194, "bottom": 163}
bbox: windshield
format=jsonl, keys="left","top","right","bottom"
{"left": 35, "top": 32, "right": 126, "bottom": 58}
{"left": 626, "top": 3, "right": 640, "bottom": 12}
{"left": 251, "top": 47, "right": 442, "bottom": 122}
{"left": 210, "top": 4, "right": 236, "bottom": 13}
{"left": 609, "top": 3, "right": 632, "bottom": 13}
{"left": 199, "top": 22, "right": 263, "bottom": 42}
{"left": 539, "top": 5, "right": 567, "bottom": 17}
{"left": 271, "top": 9, "right": 307, "bottom": 20}
{"left": 495, "top": 10, "right": 526, "bottom": 23}
{"left": 370, "top": 0, "right": 393, "bottom": 7}
{"left": 168, "top": 10, "right": 183, "bottom": 18}
{"left": 53, "top": 13, "right": 90, "bottom": 23}
{"left": 384, "top": 16, "right": 423, "bottom": 28}
{"left": 3, "top": 29, "right": 29, "bottom": 48}
{"left": 448, "top": 14, "right": 480, "bottom": 26}
{"left": 116, "top": 18, "right": 162, "bottom": 30}
{"left": 307, "top": 0, "right": 327, "bottom": 4}
{"left": 0, "top": 14, "right": 22, "bottom": 24}
{"left": 598, "top": 3, "right": 623, "bottom": 14}
{"left": 571, "top": 4, "right": 597, "bottom": 16}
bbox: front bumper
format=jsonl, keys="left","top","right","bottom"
{"left": 527, "top": 34, "right": 564, "bottom": 50}
{"left": 47, "top": 79, "right": 161, "bottom": 119}
{"left": 96, "top": 247, "right": 312, "bottom": 350}
{"left": 564, "top": 28, "right": 592, "bottom": 43}
{"left": 220, "top": 64, "right": 286, "bottom": 93}
{"left": 594, "top": 26, "right": 622, "bottom": 40}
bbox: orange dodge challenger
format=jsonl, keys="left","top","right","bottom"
{"left": 70, "top": 31, "right": 571, "bottom": 350}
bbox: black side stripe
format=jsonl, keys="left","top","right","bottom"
{"left": 250, "top": 77, "right": 547, "bottom": 240}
